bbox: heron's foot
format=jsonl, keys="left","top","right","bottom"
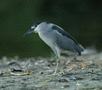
{"left": 52, "top": 72, "right": 60, "bottom": 76}
{"left": 52, "top": 70, "right": 58, "bottom": 75}
{"left": 52, "top": 71, "right": 64, "bottom": 76}
{"left": 59, "top": 68, "right": 65, "bottom": 75}
{"left": 52, "top": 67, "right": 65, "bottom": 76}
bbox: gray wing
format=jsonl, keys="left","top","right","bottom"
{"left": 51, "top": 24, "right": 84, "bottom": 55}
{"left": 52, "top": 24, "right": 79, "bottom": 45}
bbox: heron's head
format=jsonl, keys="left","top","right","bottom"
{"left": 24, "top": 21, "right": 51, "bottom": 36}
{"left": 24, "top": 22, "right": 41, "bottom": 36}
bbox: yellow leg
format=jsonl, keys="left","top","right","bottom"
{"left": 53, "top": 58, "right": 59, "bottom": 75}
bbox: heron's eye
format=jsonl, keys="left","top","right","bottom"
{"left": 31, "top": 26, "right": 35, "bottom": 29}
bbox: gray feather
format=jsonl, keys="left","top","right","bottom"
{"left": 51, "top": 24, "right": 84, "bottom": 55}
{"left": 52, "top": 24, "right": 79, "bottom": 45}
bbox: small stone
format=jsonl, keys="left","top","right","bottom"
{"left": 58, "top": 78, "right": 69, "bottom": 82}
{"left": 63, "top": 84, "right": 70, "bottom": 88}
{"left": 40, "top": 72, "right": 44, "bottom": 74}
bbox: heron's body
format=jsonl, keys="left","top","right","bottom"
{"left": 34, "top": 22, "right": 84, "bottom": 58}
{"left": 25, "top": 22, "right": 84, "bottom": 58}
{"left": 25, "top": 21, "right": 84, "bottom": 74}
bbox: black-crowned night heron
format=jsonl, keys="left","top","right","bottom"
{"left": 25, "top": 21, "right": 84, "bottom": 74}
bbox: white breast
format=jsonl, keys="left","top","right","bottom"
{"left": 38, "top": 32, "right": 55, "bottom": 48}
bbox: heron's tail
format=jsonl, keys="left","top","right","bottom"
{"left": 74, "top": 44, "right": 84, "bottom": 55}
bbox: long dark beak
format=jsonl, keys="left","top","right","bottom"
{"left": 23, "top": 29, "right": 34, "bottom": 37}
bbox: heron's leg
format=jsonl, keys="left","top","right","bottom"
{"left": 53, "top": 58, "right": 59, "bottom": 75}
{"left": 50, "top": 45, "right": 61, "bottom": 75}
{"left": 53, "top": 46, "right": 61, "bottom": 75}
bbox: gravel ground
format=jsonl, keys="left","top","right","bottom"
{"left": 0, "top": 49, "right": 102, "bottom": 90}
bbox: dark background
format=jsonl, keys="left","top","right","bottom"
{"left": 0, "top": 0, "right": 102, "bottom": 57}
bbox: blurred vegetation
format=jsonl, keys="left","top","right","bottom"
{"left": 0, "top": 0, "right": 102, "bottom": 57}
